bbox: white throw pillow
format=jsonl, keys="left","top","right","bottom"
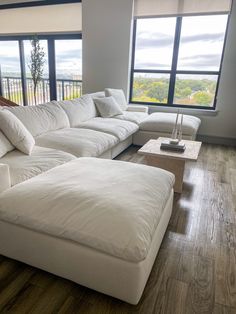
{"left": 0, "top": 110, "right": 35, "bottom": 155}
{"left": 0, "top": 131, "right": 14, "bottom": 158}
{"left": 105, "top": 88, "right": 128, "bottom": 110}
{"left": 94, "top": 96, "right": 123, "bottom": 118}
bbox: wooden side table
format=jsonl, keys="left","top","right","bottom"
{"left": 138, "top": 138, "right": 202, "bottom": 193}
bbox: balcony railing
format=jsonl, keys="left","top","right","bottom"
{"left": 1, "top": 76, "right": 82, "bottom": 106}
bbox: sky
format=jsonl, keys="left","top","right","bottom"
{"left": 0, "top": 15, "right": 228, "bottom": 79}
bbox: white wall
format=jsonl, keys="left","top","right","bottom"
{"left": 82, "top": 0, "right": 133, "bottom": 95}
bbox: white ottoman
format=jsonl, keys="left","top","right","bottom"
{"left": 133, "top": 112, "right": 201, "bottom": 146}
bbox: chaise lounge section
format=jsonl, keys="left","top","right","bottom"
{"left": 0, "top": 157, "right": 174, "bottom": 304}
{"left": 133, "top": 112, "right": 201, "bottom": 145}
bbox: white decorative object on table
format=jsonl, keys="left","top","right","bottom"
{"left": 0, "top": 163, "right": 11, "bottom": 193}
{"left": 178, "top": 113, "right": 183, "bottom": 142}
{"left": 170, "top": 110, "right": 184, "bottom": 144}
{"left": 170, "top": 110, "right": 179, "bottom": 143}
{"left": 162, "top": 111, "right": 185, "bottom": 151}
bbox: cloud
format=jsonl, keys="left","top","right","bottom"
{"left": 136, "top": 32, "right": 173, "bottom": 49}
{"left": 0, "top": 56, "right": 20, "bottom": 73}
{"left": 56, "top": 48, "right": 82, "bottom": 61}
{"left": 135, "top": 61, "right": 170, "bottom": 69}
{"left": 0, "top": 55, "right": 19, "bottom": 64}
{"left": 179, "top": 54, "right": 221, "bottom": 68}
{"left": 136, "top": 31, "right": 224, "bottom": 50}
{"left": 181, "top": 33, "right": 225, "bottom": 44}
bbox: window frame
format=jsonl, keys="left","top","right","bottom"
{"left": 129, "top": 14, "right": 230, "bottom": 110}
{"left": 0, "top": 33, "right": 82, "bottom": 105}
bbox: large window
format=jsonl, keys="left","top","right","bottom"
{"left": 130, "top": 15, "right": 229, "bottom": 109}
{"left": 0, "top": 34, "right": 82, "bottom": 106}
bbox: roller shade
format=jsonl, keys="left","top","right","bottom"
{"left": 0, "top": 2, "right": 82, "bottom": 35}
{"left": 134, "top": 0, "right": 232, "bottom": 17}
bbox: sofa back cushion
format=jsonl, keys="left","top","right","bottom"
{"left": 89, "top": 91, "right": 105, "bottom": 99}
{"left": 57, "top": 94, "right": 97, "bottom": 127}
{"left": 7, "top": 102, "right": 70, "bottom": 137}
{"left": 105, "top": 88, "right": 128, "bottom": 110}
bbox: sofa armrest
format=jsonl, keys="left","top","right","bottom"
{"left": 126, "top": 105, "right": 149, "bottom": 113}
{"left": 0, "top": 163, "right": 11, "bottom": 194}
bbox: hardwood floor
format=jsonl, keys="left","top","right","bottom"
{"left": 0, "top": 143, "right": 236, "bottom": 313}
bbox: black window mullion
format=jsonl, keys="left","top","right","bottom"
{"left": 168, "top": 16, "right": 182, "bottom": 105}
{"left": 48, "top": 39, "right": 57, "bottom": 101}
{"left": 134, "top": 69, "right": 171, "bottom": 74}
{"left": 19, "top": 40, "right": 28, "bottom": 106}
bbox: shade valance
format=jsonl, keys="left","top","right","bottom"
{"left": 134, "top": 0, "right": 232, "bottom": 17}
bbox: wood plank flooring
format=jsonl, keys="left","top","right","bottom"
{"left": 0, "top": 143, "right": 236, "bottom": 314}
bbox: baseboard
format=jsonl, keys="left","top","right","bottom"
{"left": 197, "top": 135, "right": 236, "bottom": 146}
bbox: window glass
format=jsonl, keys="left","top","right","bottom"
{"left": 177, "top": 15, "right": 228, "bottom": 71}
{"left": 134, "top": 17, "right": 176, "bottom": 70}
{"left": 0, "top": 41, "right": 23, "bottom": 105}
{"left": 174, "top": 74, "right": 218, "bottom": 107}
{"left": 24, "top": 40, "right": 49, "bottom": 105}
{"left": 132, "top": 73, "right": 170, "bottom": 103}
{"left": 55, "top": 39, "right": 82, "bottom": 100}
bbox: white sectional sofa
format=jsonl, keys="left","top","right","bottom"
{"left": 0, "top": 89, "right": 201, "bottom": 304}
{"left": 5, "top": 94, "right": 148, "bottom": 161}
{"left": 4, "top": 91, "right": 200, "bottom": 162}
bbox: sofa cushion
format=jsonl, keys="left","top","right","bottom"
{"left": 7, "top": 102, "right": 70, "bottom": 137}
{"left": 0, "top": 146, "right": 75, "bottom": 186}
{"left": 94, "top": 96, "right": 123, "bottom": 118}
{"left": 35, "top": 128, "right": 118, "bottom": 157}
{"left": 0, "top": 110, "right": 35, "bottom": 155}
{"left": 0, "top": 131, "right": 14, "bottom": 158}
{"left": 139, "top": 112, "right": 201, "bottom": 136}
{"left": 0, "top": 158, "right": 174, "bottom": 262}
{"left": 77, "top": 117, "right": 139, "bottom": 141}
{"left": 105, "top": 88, "right": 128, "bottom": 110}
{"left": 90, "top": 91, "right": 105, "bottom": 99}
{"left": 113, "top": 111, "right": 148, "bottom": 125}
{"left": 57, "top": 94, "right": 97, "bottom": 127}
